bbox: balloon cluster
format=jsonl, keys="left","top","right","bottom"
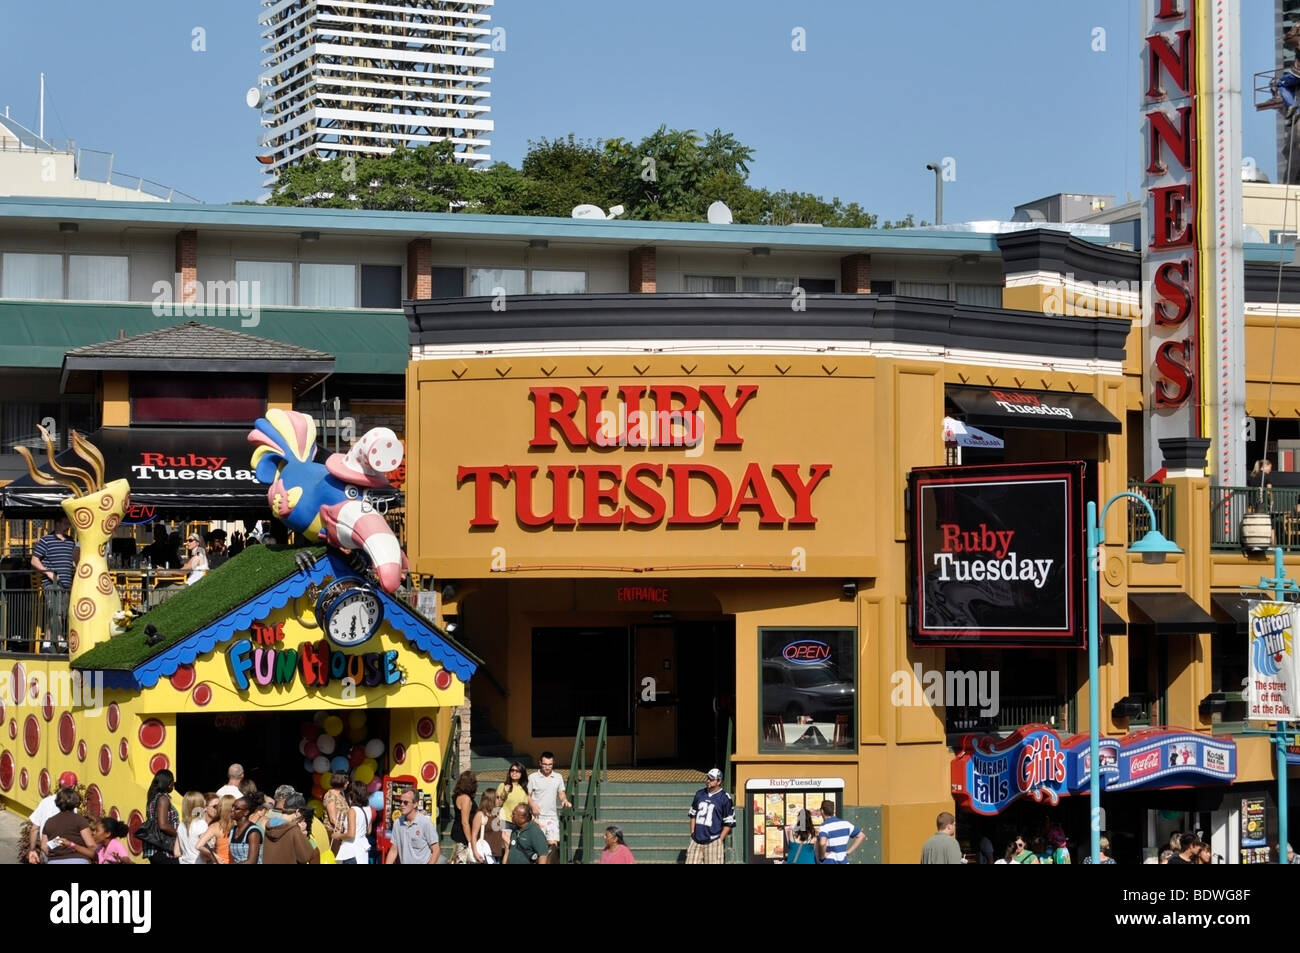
{"left": 298, "top": 710, "right": 386, "bottom": 819}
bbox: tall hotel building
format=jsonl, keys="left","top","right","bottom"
{"left": 257, "top": 0, "right": 494, "bottom": 181}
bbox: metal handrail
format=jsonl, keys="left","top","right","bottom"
{"left": 437, "top": 714, "right": 461, "bottom": 831}
{"left": 724, "top": 716, "right": 738, "bottom": 864}
{"left": 475, "top": 663, "right": 510, "bottom": 699}
{"left": 559, "top": 715, "right": 608, "bottom": 863}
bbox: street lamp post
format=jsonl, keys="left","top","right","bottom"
{"left": 924, "top": 162, "right": 944, "bottom": 226}
{"left": 1086, "top": 492, "right": 1182, "bottom": 863}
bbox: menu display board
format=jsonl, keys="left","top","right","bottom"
{"left": 745, "top": 777, "right": 844, "bottom": 864}
{"left": 1239, "top": 795, "right": 1270, "bottom": 865}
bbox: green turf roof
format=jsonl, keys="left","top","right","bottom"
{"left": 73, "top": 544, "right": 320, "bottom": 671}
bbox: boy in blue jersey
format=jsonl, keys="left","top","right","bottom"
{"left": 686, "top": 768, "right": 735, "bottom": 864}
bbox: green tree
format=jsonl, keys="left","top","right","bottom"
{"left": 264, "top": 128, "right": 917, "bottom": 228}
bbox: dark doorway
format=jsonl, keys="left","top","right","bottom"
{"left": 674, "top": 619, "right": 735, "bottom": 771}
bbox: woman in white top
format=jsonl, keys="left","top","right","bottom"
{"left": 334, "top": 780, "right": 371, "bottom": 865}
{"left": 182, "top": 534, "right": 209, "bottom": 585}
{"left": 174, "top": 791, "right": 209, "bottom": 864}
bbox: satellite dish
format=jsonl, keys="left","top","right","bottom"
{"left": 245, "top": 87, "right": 263, "bottom": 109}
{"left": 571, "top": 204, "right": 605, "bottom": 219}
{"left": 707, "top": 201, "right": 733, "bottom": 225}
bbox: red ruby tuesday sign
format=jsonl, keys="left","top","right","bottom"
{"left": 456, "top": 384, "right": 832, "bottom": 529}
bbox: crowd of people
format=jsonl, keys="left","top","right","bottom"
{"left": 18, "top": 753, "right": 636, "bottom": 866}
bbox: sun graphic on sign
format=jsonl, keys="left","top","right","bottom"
{"left": 1251, "top": 603, "right": 1294, "bottom": 675}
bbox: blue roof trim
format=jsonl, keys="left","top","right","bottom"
{"left": 112, "top": 551, "right": 476, "bottom": 690}
{"left": 377, "top": 590, "right": 478, "bottom": 681}
{"left": 0, "top": 196, "right": 1000, "bottom": 253}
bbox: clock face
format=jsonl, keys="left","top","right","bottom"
{"left": 324, "top": 588, "right": 383, "bottom": 648}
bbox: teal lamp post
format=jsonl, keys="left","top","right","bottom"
{"left": 1086, "top": 493, "right": 1182, "bottom": 863}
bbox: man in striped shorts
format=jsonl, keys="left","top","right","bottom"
{"left": 686, "top": 768, "right": 735, "bottom": 864}
{"left": 31, "top": 517, "right": 77, "bottom": 653}
{"left": 816, "top": 799, "right": 866, "bottom": 864}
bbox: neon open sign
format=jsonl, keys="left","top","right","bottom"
{"left": 782, "top": 640, "right": 831, "bottom": 664}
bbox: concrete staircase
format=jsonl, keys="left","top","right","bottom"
{"left": 467, "top": 708, "right": 532, "bottom": 778}
{"left": 595, "top": 780, "right": 704, "bottom": 864}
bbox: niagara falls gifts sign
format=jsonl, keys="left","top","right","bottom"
{"left": 455, "top": 384, "right": 832, "bottom": 528}
{"left": 909, "top": 462, "right": 1085, "bottom": 647}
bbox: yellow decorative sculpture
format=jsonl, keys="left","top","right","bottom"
{"left": 16, "top": 428, "right": 128, "bottom": 658}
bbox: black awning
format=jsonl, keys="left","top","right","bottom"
{"left": 946, "top": 385, "right": 1122, "bottom": 434}
{"left": 1, "top": 427, "right": 267, "bottom": 519}
{"left": 1101, "top": 601, "right": 1126, "bottom": 634}
{"left": 1210, "top": 592, "right": 1250, "bottom": 634}
{"left": 1128, "top": 592, "right": 1217, "bottom": 635}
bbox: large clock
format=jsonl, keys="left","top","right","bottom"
{"left": 315, "top": 579, "right": 384, "bottom": 648}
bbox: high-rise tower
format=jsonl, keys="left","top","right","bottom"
{"left": 257, "top": 0, "right": 493, "bottom": 182}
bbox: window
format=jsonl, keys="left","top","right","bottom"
{"left": 530, "top": 269, "right": 586, "bottom": 294}
{"left": 299, "top": 263, "right": 356, "bottom": 307}
{"left": 131, "top": 375, "right": 267, "bottom": 425}
{"left": 2, "top": 397, "right": 95, "bottom": 456}
{"left": 532, "top": 627, "right": 630, "bottom": 736}
{"left": 955, "top": 284, "right": 1002, "bottom": 307}
{"left": 685, "top": 275, "right": 737, "bottom": 293}
{"left": 68, "top": 255, "right": 128, "bottom": 301}
{"left": 799, "top": 277, "right": 837, "bottom": 293}
{"left": 869, "top": 280, "right": 894, "bottom": 295}
{"left": 235, "top": 261, "right": 293, "bottom": 306}
{"left": 1, "top": 253, "right": 62, "bottom": 299}
{"left": 360, "top": 264, "right": 402, "bottom": 308}
{"left": 431, "top": 266, "right": 465, "bottom": 298}
{"left": 759, "top": 628, "right": 856, "bottom": 752}
{"left": 742, "top": 276, "right": 796, "bottom": 293}
{"left": 469, "top": 267, "right": 526, "bottom": 297}
{"left": 1211, "top": 623, "right": 1249, "bottom": 728}
{"left": 898, "top": 281, "right": 950, "bottom": 300}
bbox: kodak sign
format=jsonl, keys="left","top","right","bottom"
{"left": 455, "top": 384, "right": 832, "bottom": 529}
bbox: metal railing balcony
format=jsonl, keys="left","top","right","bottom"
{"left": 946, "top": 694, "right": 1070, "bottom": 735}
{"left": 1209, "top": 485, "right": 1300, "bottom": 551}
{"left": 1126, "top": 481, "right": 1175, "bottom": 546}
{"left": 0, "top": 582, "right": 183, "bottom": 654}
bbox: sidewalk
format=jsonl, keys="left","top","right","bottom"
{"left": 0, "top": 805, "right": 26, "bottom": 865}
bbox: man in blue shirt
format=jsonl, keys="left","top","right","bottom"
{"left": 686, "top": 768, "right": 735, "bottom": 864}
{"left": 817, "top": 799, "right": 866, "bottom": 864}
{"left": 31, "top": 517, "right": 77, "bottom": 653}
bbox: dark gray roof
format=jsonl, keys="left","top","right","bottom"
{"left": 65, "top": 321, "right": 334, "bottom": 361}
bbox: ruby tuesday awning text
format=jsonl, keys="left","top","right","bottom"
{"left": 456, "top": 385, "right": 832, "bottom": 528}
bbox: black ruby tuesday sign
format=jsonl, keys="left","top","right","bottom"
{"left": 909, "top": 462, "right": 1085, "bottom": 647}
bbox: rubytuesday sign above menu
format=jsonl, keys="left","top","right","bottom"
{"left": 909, "top": 462, "right": 1085, "bottom": 647}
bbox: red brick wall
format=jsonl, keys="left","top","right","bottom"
{"left": 175, "top": 230, "right": 198, "bottom": 304}
{"left": 407, "top": 239, "right": 432, "bottom": 299}
{"left": 628, "top": 246, "right": 656, "bottom": 293}
{"left": 840, "top": 253, "right": 871, "bottom": 294}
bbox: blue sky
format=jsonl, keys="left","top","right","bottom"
{"left": 0, "top": 0, "right": 1282, "bottom": 221}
